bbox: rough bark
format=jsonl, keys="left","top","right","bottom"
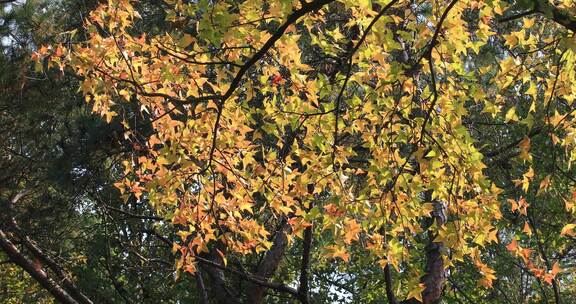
{"left": 195, "top": 270, "right": 209, "bottom": 304}
{"left": 421, "top": 240, "right": 445, "bottom": 303}
{"left": 246, "top": 221, "right": 291, "bottom": 303}
{"left": 421, "top": 200, "right": 448, "bottom": 304}
{"left": 199, "top": 248, "right": 240, "bottom": 304}
{"left": 392, "top": 193, "right": 447, "bottom": 304}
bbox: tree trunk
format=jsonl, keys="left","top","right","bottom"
{"left": 246, "top": 221, "right": 291, "bottom": 303}
{"left": 421, "top": 200, "right": 447, "bottom": 304}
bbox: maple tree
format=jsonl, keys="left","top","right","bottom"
{"left": 6, "top": 0, "right": 576, "bottom": 302}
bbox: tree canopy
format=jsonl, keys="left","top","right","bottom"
{"left": 2, "top": 0, "right": 576, "bottom": 303}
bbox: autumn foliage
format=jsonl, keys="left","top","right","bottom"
{"left": 24, "top": 0, "right": 576, "bottom": 302}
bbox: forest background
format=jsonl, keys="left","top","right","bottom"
{"left": 1, "top": 0, "right": 576, "bottom": 303}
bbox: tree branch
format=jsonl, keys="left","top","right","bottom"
{"left": 0, "top": 230, "right": 80, "bottom": 304}
{"left": 497, "top": 9, "right": 536, "bottom": 23}
{"left": 498, "top": 0, "right": 576, "bottom": 32}
{"left": 205, "top": 0, "right": 335, "bottom": 171}
{"left": 482, "top": 126, "right": 543, "bottom": 158}
{"left": 195, "top": 255, "right": 300, "bottom": 297}
{"left": 195, "top": 269, "right": 209, "bottom": 304}
{"left": 3, "top": 188, "right": 94, "bottom": 304}
{"left": 418, "top": 0, "right": 458, "bottom": 144}
{"left": 534, "top": 0, "right": 576, "bottom": 32}
{"left": 384, "top": 264, "right": 400, "bottom": 304}
{"left": 332, "top": 0, "right": 399, "bottom": 164}
{"left": 298, "top": 224, "right": 313, "bottom": 304}
{"left": 247, "top": 220, "right": 292, "bottom": 303}
{"left": 11, "top": 227, "right": 94, "bottom": 304}
{"left": 103, "top": 205, "right": 164, "bottom": 221}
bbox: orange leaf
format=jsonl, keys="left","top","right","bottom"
{"left": 506, "top": 239, "right": 518, "bottom": 252}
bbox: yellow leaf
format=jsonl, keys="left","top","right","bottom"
{"left": 421, "top": 203, "right": 435, "bottom": 217}
{"left": 550, "top": 111, "right": 564, "bottom": 126}
{"left": 517, "top": 197, "right": 529, "bottom": 215}
{"left": 523, "top": 221, "right": 532, "bottom": 237}
{"left": 560, "top": 224, "right": 576, "bottom": 237}
{"left": 526, "top": 82, "right": 537, "bottom": 97}
{"left": 538, "top": 175, "right": 551, "bottom": 193}
{"left": 525, "top": 167, "right": 535, "bottom": 179}
{"left": 565, "top": 196, "right": 575, "bottom": 213}
{"left": 518, "top": 136, "right": 530, "bottom": 151}
{"left": 488, "top": 229, "right": 499, "bottom": 243}
{"left": 172, "top": 243, "right": 181, "bottom": 254}
{"left": 503, "top": 33, "right": 518, "bottom": 47}
{"left": 504, "top": 107, "right": 518, "bottom": 122}
{"left": 239, "top": 201, "right": 253, "bottom": 214}
{"left": 358, "top": 0, "right": 372, "bottom": 10}
{"left": 406, "top": 283, "right": 425, "bottom": 303}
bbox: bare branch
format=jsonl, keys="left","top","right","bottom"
{"left": 0, "top": 230, "right": 81, "bottom": 304}
{"left": 195, "top": 255, "right": 299, "bottom": 297}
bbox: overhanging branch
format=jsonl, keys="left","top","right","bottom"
{"left": 0, "top": 230, "right": 81, "bottom": 304}
{"left": 499, "top": 0, "right": 576, "bottom": 32}
{"left": 535, "top": 0, "right": 576, "bottom": 32}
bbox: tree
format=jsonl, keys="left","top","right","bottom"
{"left": 16, "top": 0, "right": 576, "bottom": 303}
{"left": 1, "top": 1, "right": 202, "bottom": 303}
